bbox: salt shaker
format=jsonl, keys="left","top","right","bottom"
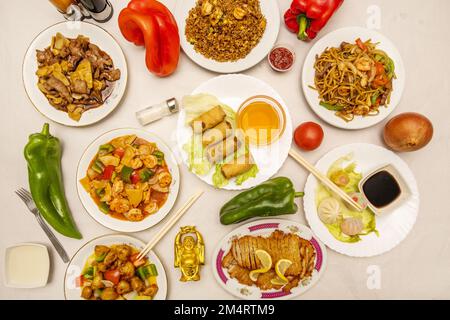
{"left": 136, "top": 98, "right": 179, "bottom": 126}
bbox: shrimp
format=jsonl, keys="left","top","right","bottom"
{"left": 355, "top": 57, "right": 373, "bottom": 71}
{"left": 144, "top": 202, "right": 158, "bottom": 215}
{"left": 112, "top": 179, "right": 124, "bottom": 196}
{"left": 138, "top": 144, "right": 152, "bottom": 156}
{"left": 109, "top": 198, "right": 130, "bottom": 214}
{"left": 129, "top": 157, "right": 143, "bottom": 169}
{"left": 142, "top": 155, "right": 158, "bottom": 169}
{"left": 158, "top": 172, "right": 172, "bottom": 187}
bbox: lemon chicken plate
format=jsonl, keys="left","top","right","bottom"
{"left": 221, "top": 230, "right": 316, "bottom": 292}
{"left": 80, "top": 134, "right": 172, "bottom": 222}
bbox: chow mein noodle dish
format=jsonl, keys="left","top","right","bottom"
{"left": 312, "top": 38, "right": 396, "bottom": 122}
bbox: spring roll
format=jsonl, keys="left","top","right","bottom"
{"left": 221, "top": 154, "right": 254, "bottom": 179}
{"left": 202, "top": 120, "right": 233, "bottom": 147}
{"left": 206, "top": 135, "right": 241, "bottom": 164}
{"left": 190, "top": 106, "right": 226, "bottom": 133}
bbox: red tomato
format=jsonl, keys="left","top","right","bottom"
{"left": 114, "top": 148, "right": 125, "bottom": 158}
{"left": 104, "top": 270, "right": 120, "bottom": 285}
{"left": 131, "top": 171, "right": 140, "bottom": 184}
{"left": 294, "top": 122, "right": 324, "bottom": 151}
{"left": 102, "top": 165, "right": 115, "bottom": 180}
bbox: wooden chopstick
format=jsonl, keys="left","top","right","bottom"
{"left": 136, "top": 190, "right": 204, "bottom": 260}
{"left": 288, "top": 149, "right": 363, "bottom": 212}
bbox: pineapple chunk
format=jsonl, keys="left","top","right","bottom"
{"left": 126, "top": 188, "right": 143, "bottom": 207}
{"left": 99, "top": 155, "right": 120, "bottom": 167}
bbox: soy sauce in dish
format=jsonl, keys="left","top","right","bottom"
{"left": 362, "top": 170, "right": 401, "bottom": 208}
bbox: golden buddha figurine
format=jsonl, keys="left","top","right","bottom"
{"left": 174, "top": 226, "right": 205, "bottom": 282}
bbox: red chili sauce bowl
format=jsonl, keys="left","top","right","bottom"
{"left": 268, "top": 45, "right": 295, "bottom": 72}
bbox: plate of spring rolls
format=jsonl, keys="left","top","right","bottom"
{"left": 176, "top": 74, "right": 293, "bottom": 190}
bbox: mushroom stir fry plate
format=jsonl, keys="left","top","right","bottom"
{"left": 35, "top": 32, "right": 121, "bottom": 121}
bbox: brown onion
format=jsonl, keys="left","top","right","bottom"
{"left": 383, "top": 112, "right": 433, "bottom": 152}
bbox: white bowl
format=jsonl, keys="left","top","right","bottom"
{"left": 4, "top": 243, "right": 50, "bottom": 288}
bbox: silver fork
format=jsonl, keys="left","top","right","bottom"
{"left": 15, "top": 188, "right": 69, "bottom": 263}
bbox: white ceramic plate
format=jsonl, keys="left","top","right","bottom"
{"left": 23, "top": 21, "right": 127, "bottom": 126}
{"left": 212, "top": 219, "right": 327, "bottom": 300}
{"left": 174, "top": 0, "right": 280, "bottom": 73}
{"left": 64, "top": 234, "right": 167, "bottom": 300}
{"left": 302, "top": 27, "right": 405, "bottom": 130}
{"left": 77, "top": 128, "right": 180, "bottom": 232}
{"left": 176, "top": 74, "right": 293, "bottom": 190}
{"left": 303, "top": 143, "right": 419, "bottom": 257}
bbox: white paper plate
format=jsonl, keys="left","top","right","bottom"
{"left": 303, "top": 143, "right": 419, "bottom": 257}
{"left": 76, "top": 128, "right": 180, "bottom": 233}
{"left": 64, "top": 234, "right": 167, "bottom": 300}
{"left": 23, "top": 21, "right": 127, "bottom": 126}
{"left": 176, "top": 74, "right": 293, "bottom": 190}
{"left": 212, "top": 219, "right": 327, "bottom": 300}
{"left": 174, "top": 0, "right": 280, "bottom": 73}
{"left": 302, "top": 27, "right": 405, "bottom": 130}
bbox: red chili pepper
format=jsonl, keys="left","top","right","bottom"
{"left": 284, "top": 0, "right": 344, "bottom": 41}
{"left": 131, "top": 171, "right": 140, "bottom": 184}
{"left": 102, "top": 165, "right": 115, "bottom": 180}
{"left": 118, "top": 0, "right": 180, "bottom": 77}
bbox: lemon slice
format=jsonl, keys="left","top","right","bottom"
{"left": 249, "top": 250, "right": 272, "bottom": 282}
{"left": 271, "top": 259, "right": 292, "bottom": 285}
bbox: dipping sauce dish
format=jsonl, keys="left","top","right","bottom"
{"left": 358, "top": 164, "right": 410, "bottom": 215}
{"left": 4, "top": 243, "right": 50, "bottom": 288}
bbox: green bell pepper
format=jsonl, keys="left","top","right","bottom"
{"left": 98, "top": 143, "right": 114, "bottom": 156}
{"left": 137, "top": 264, "right": 158, "bottom": 281}
{"left": 24, "top": 123, "right": 81, "bottom": 239}
{"left": 319, "top": 101, "right": 345, "bottom": 111}
{"left": 121, "top": 166, "right": 133, "bottom": 183}
{"left": 152, "top": 150, "right": 164, "bottom": 164}
{"left": 219, "top": 177, "right": 304, "bottom": 225}
{"left": 139, "top": 168, "right": 154, "bottom": 182}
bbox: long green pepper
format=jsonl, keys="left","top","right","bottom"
{"left": 219, "top": 177, "right": 304, "bottom": 225}
{"left": 24, "top": 123, "right": 81, "bottom": 239}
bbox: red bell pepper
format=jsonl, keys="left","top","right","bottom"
{"left": 104, "top": 269, "right": 121, "bottom": 285}
{"left": 130, "top": 171, "right": 140, "bottom": 184}
{"left": 118, "top": 0, "right": 180, "bottom": 77}
{"left": 284, "top": 0, "right": 344, "bottom": 41}
{"left": 113, "top": 147, "right": 125, "bottom": 159}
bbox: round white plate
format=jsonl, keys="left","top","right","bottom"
{"left": 212, "top": 219, "right": 327, "bottom": 300}
{"left": 23, "top": 21, "right": 127, "bottom": 126}
{"left": 176, "top": 74, "right": 293, "bottom": 190}
{"left": 64, "top": 234, "right": 167, "bottom": 300}
{"left": 303, "top": 143, "right": 419, "bottom": 257}
{"left": 174, "top": 0, "right": 280, "bottom": 73}
{"left": 77, "top": 128, "right": 180, "bottom": 233}
{"left": 302, "top": 27, "right": 405, "bottom": 130}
